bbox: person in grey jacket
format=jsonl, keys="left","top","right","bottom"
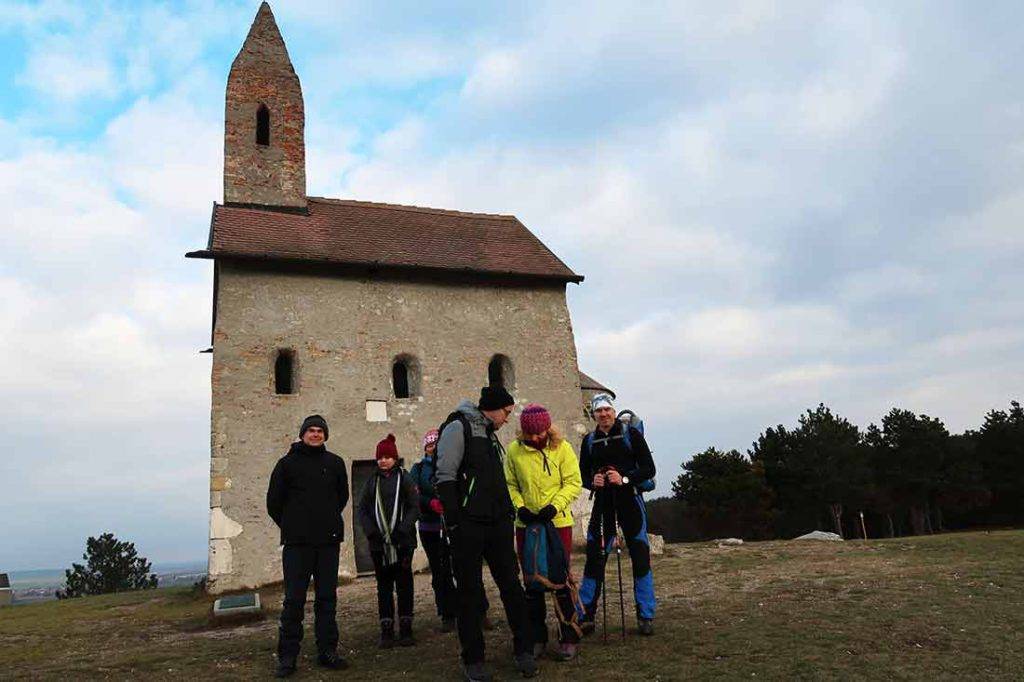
{"left": 357, "top": 434, "right": 420, "bottom": 647}
{"left": 435, "top": 387, "right": 537, "bottom": 681}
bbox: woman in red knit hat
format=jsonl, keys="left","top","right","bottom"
{"left": 504, "top": 404, "right": 583, "bottom": 661}
{"left": 357, "top": 434, "right": 420, "bottom": 648}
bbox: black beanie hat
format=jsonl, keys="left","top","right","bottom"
{"left": 478, "top": 385, "right": 515, "bottom": 411}
{"left": 299, "top": 414, "right": 329, "bottom": 440}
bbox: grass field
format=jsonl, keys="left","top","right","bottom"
{"left": 1, "top": 530, "right": 1022, "bottom": 680}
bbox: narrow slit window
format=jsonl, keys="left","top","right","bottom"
{"left": 393, "top": 359, "right": 410, "bottom": 399}
{"left": 391, "top": 354, "right": 420, "bottom": 398}
{"left": 256, "top": 104, "right": 270, "bottom": 146}
{"left": 274, "top": 350, "right": 294, "bottom": 394}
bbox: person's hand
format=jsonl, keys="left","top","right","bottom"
{"left": 592, "top": 472, "right": 606, "bottom": 488}
{"left": 537, "top": 505, "right": 557, "bottom": 522}
{"left": 518, "top": 507, "right": 538, "bottom": 524}
{"left": 429, "top": 498, "right": 444, "bottom": 515}
{"left": 606, "top": 469, "right": 623, "bottom": 486}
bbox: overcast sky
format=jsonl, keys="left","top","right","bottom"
{"left": 1, "top": 0, "right": 1021, "bottom": 571}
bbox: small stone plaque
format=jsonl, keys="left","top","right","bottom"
{"left": 213, "top": 592, "right": 261, "bottom": 617}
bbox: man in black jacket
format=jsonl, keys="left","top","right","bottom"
{"left": 577, "top": 394, "right": 658, "bottom": 636}
{"left": 435, "top": 386, "right": 537, "bottom": 681}
{"left": 267, "top": 415, "right": 350, "bottom": 677}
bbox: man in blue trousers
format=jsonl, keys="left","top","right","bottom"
{"left": 578, "top": 393, "right": 657, "bottom": 636}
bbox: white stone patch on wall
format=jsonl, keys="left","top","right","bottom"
{"left": 366, "top": 400, "right": 388, "bottom": 422}
{"left": 211, "top": 508, "right": 244, "bottom": 539}
{"left": 209, "top": 539, "right": 234, "bottom": 576}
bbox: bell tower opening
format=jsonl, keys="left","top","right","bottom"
{"left": 256, "top": 104, "right": 270, "bottom": 146}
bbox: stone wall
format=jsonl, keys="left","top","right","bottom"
{"left": 207, "top": 261, "right": 590, "bottom": 593}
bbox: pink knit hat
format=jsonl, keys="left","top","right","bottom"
{"left": 519, "top": 403, "right": 552, "bottom": 436}
{"left": 422, "top": 428, "right": 440, "bottom": 448}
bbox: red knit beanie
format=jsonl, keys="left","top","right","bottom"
{"left": 520, "top": 404, "right": 552, "bottom": 436}
{"left": 376, "top": 434, "right": 398, "bottom": 461}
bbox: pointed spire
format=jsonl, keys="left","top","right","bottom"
{"left": 232, "top": 2, "right": 294, "bottom": 74}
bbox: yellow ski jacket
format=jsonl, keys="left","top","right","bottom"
{"left": 505, "top": 437, "right": 583, "bottom": 529}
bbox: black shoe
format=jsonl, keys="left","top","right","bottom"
{"left": 513, "top": 651, "right": 538, "bottom": 678}
{"left": 463, "top": 661, "right": 493, "bottom": 682}
{"left": 440, "top": 616, "right": 456, "bottom": 633}
{"left": 274, "top": 656, "right": 296, "bottom": 678}
{"left": 579, "top": 619, "right": 595, "bottom": 636}
{"left": 317, "top": 650, "right": 349, "bottom": 670}
{"left": 379, "top": 618, "right": 395, "bottom": 649}
{"left": 397, "top": 616, "right": 416, "bottom": 646}
{"left": 637, "top": 618, "right": 654, "bottom": 636}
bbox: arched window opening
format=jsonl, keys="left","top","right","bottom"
{"left": 274, "top": 349, "right": 295, "bottom": 394}
{"left": 393, "top": 360, "right": 410, "bottom": 399}
{"left": 392, "top": 354, "right": 421, "bottom": 399}
{"left": 487, "top": 354, "right": 515, "bottom": 391}
{"left": 256, "top": 104, "right": 270, "bottom": 146}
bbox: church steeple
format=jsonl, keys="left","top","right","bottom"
{"left": 223, "top": 2, "right": 306, "bottom": 208}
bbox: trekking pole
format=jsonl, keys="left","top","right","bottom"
{"left": 600, "top": 490, "right": 609, "bottom": 644}
{"left": 615, "top": 530, "right": 625, "bottom": 639}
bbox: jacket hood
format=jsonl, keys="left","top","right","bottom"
{"left": 457, "top": 399, "right": 491, "bottom": 427}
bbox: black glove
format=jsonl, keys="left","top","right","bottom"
{"left": 537, "top": 505, "right": 557, "bottom": 523}
{"left": 517, "top": 507, "right": 538, "bottom": 524}
{"left": 435, "top": 480, "right": 461, "bottom": 530}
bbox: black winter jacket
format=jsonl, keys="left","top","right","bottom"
{"left": 357, "top": 467, "right": 419, "bottom": 552}
{"left": 266, "top": 442, "right": 349, "bottom": 545}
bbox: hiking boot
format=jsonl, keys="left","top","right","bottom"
{"left": 317, "top": 650, "right": 349, "bottom": 670}
{"left": 379, "top": 618, "right": 395, "bottom": 649}
{"left": 440, "top": 616, "right": 456, "bottom": 633}
{"left": 553, "top": 642, "right": 578, "bottom": 661}
{"left": 579, "top": 619, "right": 595, "bottom": 637}
{"left": 463, "top": 661, "right": 493, "bottom": 682}
{"left": 513, "top": 651, "right": 538, "bottom": 678}
{"left": 397, "top": 616, "right": 416, "bottom": 646}
{"left": 637, "top": 618, "right": 655, "bottom": 636}
{"left": 274, "top": 656, "right": 297, "bottom": 678}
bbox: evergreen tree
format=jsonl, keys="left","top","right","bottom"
{"left": 672, "top": 447, "right": 774, "bottom": 539}
{"left": 56, "top": 533, "right": 159, "bottom": 599}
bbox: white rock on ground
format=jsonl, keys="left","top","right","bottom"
{"left": 794, "top": 530, "right": 844, "bottom": 541}
{"left": 648, "top": 533, "right": 665, "bottom": 555}
{"left": 714, "top": 538, "right": 744, "bottom": 547}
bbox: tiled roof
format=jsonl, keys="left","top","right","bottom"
{"left": 579, "top": 371, "right": 616, "bottom": 399}
{"left": 186, "top": 198, "right": 583, "bottom": 283}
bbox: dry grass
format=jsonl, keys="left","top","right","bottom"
{"left": 1, "top": 530, "right": 1022, "bottom": 680}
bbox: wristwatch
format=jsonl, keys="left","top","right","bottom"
{"left": 622, "top": 476, "right": 630, "bottom": 485}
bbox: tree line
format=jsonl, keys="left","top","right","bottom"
{"left": 647, "top": 400, "right": 1024, "bottom": 542}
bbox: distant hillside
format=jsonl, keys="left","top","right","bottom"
{"left": 6, "top": 561, "right": 206, "bottom": 604}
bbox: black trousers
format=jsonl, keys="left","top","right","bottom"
{"left": 278, "top": 543, "right": 340, "bottom": 659}
{"left": 371, "top": 548, "right": 414, "bottom": 621}
{"left": 420, "top": 529, "right": 458, "bottom": 619}
{"left": 452, "top": 516, "right": 532, "bottom": 664}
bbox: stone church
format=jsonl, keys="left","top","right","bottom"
{"left": 187, "top": 2, "right": 614, "bottom": 594}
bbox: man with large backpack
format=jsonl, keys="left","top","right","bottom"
{"left": 578, "top": 393, "right": 657, "bottom": 636}
{"left": 434, "top": 386, "right": 537, "bottom": 681}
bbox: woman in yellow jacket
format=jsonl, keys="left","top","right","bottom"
{"left": 505, "top": 403, "right": 583, "bottom": 661}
